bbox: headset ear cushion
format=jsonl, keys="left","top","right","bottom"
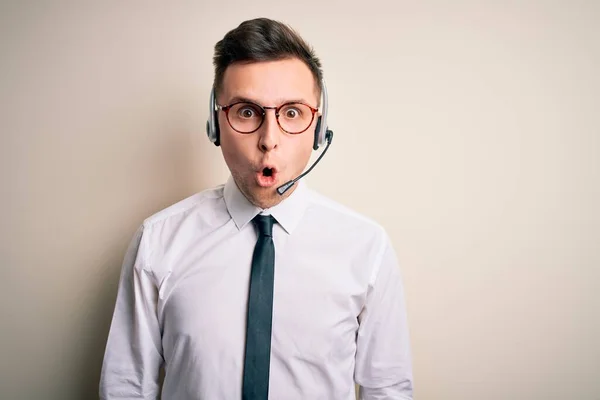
{"left": 313, "top": 116, "right": 322, "bottom": 150}
{"left": 214, "top": 110, "right": 220, "bottom": 147}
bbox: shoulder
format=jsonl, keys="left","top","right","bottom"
{"left": 129, "top": 184, "right": 229, "bottom": 272}
{"left": 305, "top": 188, "right": 389, "bottom": 243}
{"left": 141, "top": 184, "right": 226, "bottom": 229}
{"left": 303, "top": 189, "right": 397, "bottom": 285}
{"left": 307, "top": 189, "right": 384, "bottom": 229}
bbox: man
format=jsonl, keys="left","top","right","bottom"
{"left": 100, "top": 18, "right": 413, "bottom": 400}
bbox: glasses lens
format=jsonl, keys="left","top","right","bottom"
{"left": 278, "top": 103, "right": 314, "bottom": 133}
{"left": 228, "top": 103, "right": 264, "bottom": 133}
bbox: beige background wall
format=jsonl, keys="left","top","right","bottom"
{"left": 1, "top": 1, "right": 598, "bottom": 399}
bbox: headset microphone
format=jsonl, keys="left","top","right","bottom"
{"left": 276, "top": 129, "right": 333, "bottom": 196}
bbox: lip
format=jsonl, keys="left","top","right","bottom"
{"left": 255, "top": 165, "right": 279, "bottom": 188}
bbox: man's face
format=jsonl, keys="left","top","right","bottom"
{"left": 218, "top": 58, "right": 319, "bottom": 209}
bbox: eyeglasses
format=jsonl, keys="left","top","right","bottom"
{"left": 217, "top": 101, "right": 319, "bottom": 134}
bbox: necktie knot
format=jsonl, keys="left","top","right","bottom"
{"left": 253, "top": 215, "right": 275, "bottom": 237}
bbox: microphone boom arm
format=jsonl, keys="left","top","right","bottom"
{"left": 276, "top": 130, "right": 334, "bottom": 196}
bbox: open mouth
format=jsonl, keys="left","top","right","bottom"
{"left": 256, "top": 166, "right": 278, "bottom": 187}
{"left": 262, "top": 167, "right": 273, "bottom": 177}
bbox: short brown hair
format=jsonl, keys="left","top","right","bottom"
{"left": 213, "top": 18, "right": 323, "bottom": 98}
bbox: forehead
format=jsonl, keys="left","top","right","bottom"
{"left": 220, "top": 58, "right": 318, "bottom": 105}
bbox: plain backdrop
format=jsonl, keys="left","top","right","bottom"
{"left": 1, "top": 1, "right": 598, "bottom": 399}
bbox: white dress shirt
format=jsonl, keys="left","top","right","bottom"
{"left": 100, "top": 177, "right": 413, "bottom": 400}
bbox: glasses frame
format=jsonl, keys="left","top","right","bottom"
{"left": 217, "top": 101, "right": 319, "bottom": 134}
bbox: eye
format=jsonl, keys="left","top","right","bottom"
{"left": 282, "top": 106, "right": 302, "bottom": 119}
{"left": 238, "top": 107, "right": 257, "bottom": 119}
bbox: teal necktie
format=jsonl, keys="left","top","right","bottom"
{"left": 242, "top": 215, "right": 276, "bottom": 400}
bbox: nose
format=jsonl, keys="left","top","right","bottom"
{"left": 257, "top": 108, "right": 280, "bottom": 152}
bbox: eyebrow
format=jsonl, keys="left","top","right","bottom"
{"left": 226, "top": 96, "right": 313, "bottom": 106}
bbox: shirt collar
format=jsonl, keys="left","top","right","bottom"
{"left": 223, "top": 175, "right": 309, "bottom": 235}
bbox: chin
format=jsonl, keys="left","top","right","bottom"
{"left": 252, "top": 190, "right": 283, "bottom": 209}
{"left": 235, "top": 172, "right": 296, "bottom": 209}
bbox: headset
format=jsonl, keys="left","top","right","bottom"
{"left": 206, "top": 79, "right": 332, "bottom": 150}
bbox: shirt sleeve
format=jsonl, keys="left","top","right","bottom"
{"left": 354, "top": 233, "right": 414, "bottom": 400}
{"left": 99, "top": 224, "right": 164, "bottom": 399}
